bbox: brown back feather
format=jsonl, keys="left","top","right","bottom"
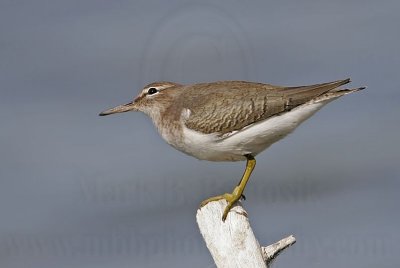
{"left": 181, "top": 79, "right": 351, "bottom": 135}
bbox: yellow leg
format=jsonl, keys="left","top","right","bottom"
{"left": 200, "top": 155, "right": 256, "bottom": 221}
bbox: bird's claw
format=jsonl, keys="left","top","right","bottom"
{"left": 200, "top": 186, "right": 243, "bottom": 221}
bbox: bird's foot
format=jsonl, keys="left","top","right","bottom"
{"left": 199, "top": 186, "right": 243, "bottom": 221}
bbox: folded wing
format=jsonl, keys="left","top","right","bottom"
{"left": 183, "top": 79, "right": 351, "bottom": 135}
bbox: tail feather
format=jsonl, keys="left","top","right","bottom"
{"left": 334, "top": 86, "right": 366, "bottom": 94}
{"left": 281, "top": 78, "right": 356, "bottom": 107}
{"left": 329, "top": 85, "right": 366, "bottom": 95}
{"left": 314, "top": 86, "right": 366, "bottom": 103}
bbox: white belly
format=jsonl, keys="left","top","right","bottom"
{"left": 178, "top": 98, "right": 334, "bottom": 161}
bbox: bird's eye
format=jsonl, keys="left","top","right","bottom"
{"left": 147, "top": 87, "right": 158, "bottom": 95}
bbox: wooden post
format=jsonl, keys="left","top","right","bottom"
{"left": 197, "top": 200, "right": 295, "bottom": 268}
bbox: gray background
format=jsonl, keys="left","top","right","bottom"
{"left": 1, "top": 0, "right": 399, "bottom": 267}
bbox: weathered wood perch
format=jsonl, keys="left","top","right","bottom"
{"left": 197, "top": 200, "right": 296, "bottom": 267}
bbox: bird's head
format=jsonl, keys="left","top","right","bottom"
{"left": 99, "top": 81, "right": 181, "bottom": 117}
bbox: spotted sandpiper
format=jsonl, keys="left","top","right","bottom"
{"left": 100, "top": 78, "right": 365, "bottom": 221}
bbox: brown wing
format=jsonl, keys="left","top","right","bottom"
{"left": 183, "top": 79, "right": 351, "bottom": 135}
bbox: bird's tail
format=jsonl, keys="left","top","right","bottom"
{"left": 328, "top": 85, "right": 366, "bottom": 97}
{"left": 312, "top": 85, "right": 366, "bottom": 103}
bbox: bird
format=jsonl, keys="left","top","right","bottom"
{"left": 99, "top": 78, "right": 365, "bottom": 221}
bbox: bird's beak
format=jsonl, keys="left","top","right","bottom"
{"left": 99, "top": 101, "right": 137, "bottom": 116}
